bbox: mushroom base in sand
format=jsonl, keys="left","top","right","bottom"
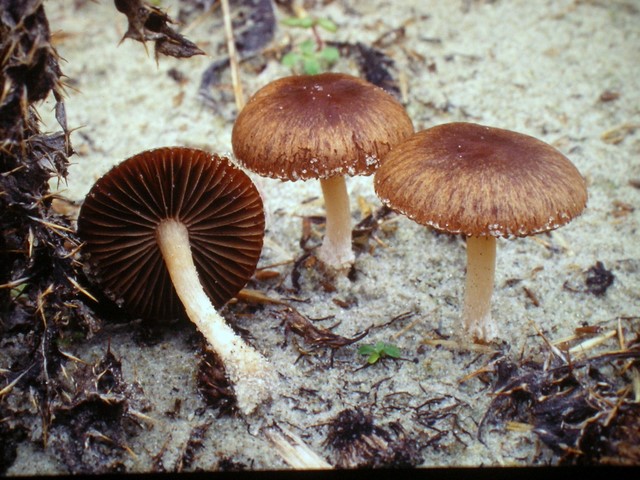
{"left": 159, "top": 219, "right": 333, "bottom": 468}
{"left": 156, "top": 219, "right": 277, "bottom": 414}
{"left": 317, "top": 176, "right": 355, "bottom": 271}
{"left": 462, "top": 235, "right": 497, "bottom": 343}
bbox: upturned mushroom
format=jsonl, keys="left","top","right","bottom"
{"left": 374, "top": 122, "right": 588, "bottom": 343}
{"left": 77, "top": 147, "right": 275, "bottom": 414}
{"left": 231, "top": 72, "right": 414, "bottom": 271}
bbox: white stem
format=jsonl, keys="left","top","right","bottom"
{"left": 156, "top": 219, "right": 276, "bottom": 414}
{"left": 317, "top": 176, "right": 355, "bottom": 270}
{"left": 462, "top": 236, "right": 497, "bottom": 343}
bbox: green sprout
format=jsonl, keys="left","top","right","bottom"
{"left": 9, "top": 278, "right": 28, "bottom": 299}
{"left": 358, "top": 341, "right": 402, "bottom": 365}
{"left": 281, "top": 15, "right": 340, "bottom": 75}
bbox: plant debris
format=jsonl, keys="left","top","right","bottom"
{"left": 276, "top": 306, "right": 368, "bottom": 364}
{"left": 584, "top": 261, "right": 615, "bottom": 296}
{"left": 0, "top": 1, "right": 108, "bottom": 474}
{"left": 45, "top": 347, "right": 149, "bottom": 473}
{"left": 333, "top": 41, "right": 402, "bottom": 98}
{"left": 198, "top": 0, "right": 276, "bottom": 114}
{"left": 217, "top": 456, "right": 249, "bottom": 471}
{"left": 324, "top": 408, "right": 423, "bottom": 468}
{"left": 174, "top": 422, "right": 212, "bottom": 472}
{"left": 288, "top": 206, "right": 397, "bottom": 290}
{"left": 198, "top": 1, "right": 405, "bottom": 114}
{"left": 114, "top": 0, "right": 205, "bottom": 60}
{"left": 352, "top": 205, "right": 396, "bottom": 253}
{"left": 480, "top": 322, "right": 640, "bottom": 465}
{"left": 196, "top": 349, "right": 239, "bottom": 417}
{"left": 599, "top": 90, "right": 619, "bottom": 102}
{"left": 563, "top": 261, "right": 615, "bottom": 297}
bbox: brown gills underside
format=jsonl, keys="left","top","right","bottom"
{"left": 77, "top": 147, "right": 265, "bottom": 321}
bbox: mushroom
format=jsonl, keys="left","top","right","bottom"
{"left": 374, "top": 122, "right": 588, "bottom": 343}
{"left": 77, "top": 147, "right": 276, "bottom": 414}
{"left": 231, "top": 72, "right": 414, "bottom": 271}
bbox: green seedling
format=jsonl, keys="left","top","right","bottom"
{"left": 281, "top": 15, "right": 340, "bottom": 75}
{"left": 9, "top": 278, "right": 28, "bottom": 299}
{"left": 358, "top": 341, "right": 402, "bottom": 365}
{"left": 282, "top": 16, "right": 338, "bottom": 32}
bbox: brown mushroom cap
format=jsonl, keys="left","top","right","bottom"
{"left": 374, "top": 122, "right": 588, "bottom": 238}
{"left": 77, "top": 147, "right": 265, "bottom": 320}
{"left": 231, "top": 72, "right": 414, "bottom": 181}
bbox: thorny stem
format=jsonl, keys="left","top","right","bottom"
{"left": 462, "top": 235, "right": 497, "bottom": 343}
{"left": 156, "top": 219, "right": 275, "bottom": 414}
{"left": 317, "top": 176, "right": 355, "bottom": 271}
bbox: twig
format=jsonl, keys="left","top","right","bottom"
{"left": 567, "top": 330, "right": 617, "bottom": 357}
{"left": 264, "top": 423, "right": 332, "bottom": 469}
{"left": 422, "top": 338, "right": 497, "bottom": 355}
{"left": 0, "top": 366, "right": 33, "bottom": 398}
{"left": 220, "top": 0, "right": 245, "bottom": 110}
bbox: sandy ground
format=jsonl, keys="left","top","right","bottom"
{"left": 6, "top": 0, "right": 640, "bottom": 474}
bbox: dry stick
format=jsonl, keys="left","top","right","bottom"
{"left": 220, "top": 0, "right": 245, "bottom": 111}
{"left": 265, "top": 425, "right": 333, "bottom": 470}
{"left": 218, "top": 1, "right": 331, "bottom": 469}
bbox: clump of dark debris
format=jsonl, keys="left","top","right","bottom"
{"left": 0, "top": 0, "right": 140, "bottom": 474}
{"left": 114, "top": 0, "right": 204, "bottom": 60}
{"left": 563, "top": 261, "right": 615, "bottom": 297}
{"left": 324, "top": 407, "right": 423, "bottom": 468}
{"left": 45, "top": 346, "right": 150, "bottom": 474}
{"left": 480, "top": 320, "right": 640, "bottom": 465}
{"left": 151, "top": 420, "right": 214, "bottom": 473}
{"left": 583, "top": 261, "right": 615, "bottom": 296}
{"left": 197, "top": 349, "right": 239, "bottom": 417}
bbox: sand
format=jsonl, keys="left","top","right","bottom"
{"left": 6, "top": 0, "right": 640, "bottom": 474}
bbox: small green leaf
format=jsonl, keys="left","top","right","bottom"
{"left": 358, "top": 341, "right": 402, "bottom": 365}
{"left": 10, "top": 281, "right": 27, "bottom": 299}
{"left": 302, "top": 57, "right": 321, "bottom": 75}
{"left": 381, "top": 344, "right": 401, "bottom": 359}
{"left": 282, "top": 16, "right": 314, "bottom": 29}
{"left": 367, "top": 352, "right": 381, "bottom": 364}
{"left": 281, "top": 51, "right": 300, "bottom": 67}
{"left": 316, "top": 17, "right": 338, "bottom": 32}
{"left": 299, "top": 39, "right": 316, "bottom": 55}
{"left": 318, "top": 46, "right": 339, "bottom": 62}
{"left": 358, "top": 344, "right": 377, "bottom": 356}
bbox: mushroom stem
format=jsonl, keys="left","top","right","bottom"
{"left": 462, "top": 235, "right": 497, "bottom": 343}
{"left": 156, "top": 218, "right": 276, "bottom": 414}
{"left": 317, "top": 176, "right": 355, "bottom": 270}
